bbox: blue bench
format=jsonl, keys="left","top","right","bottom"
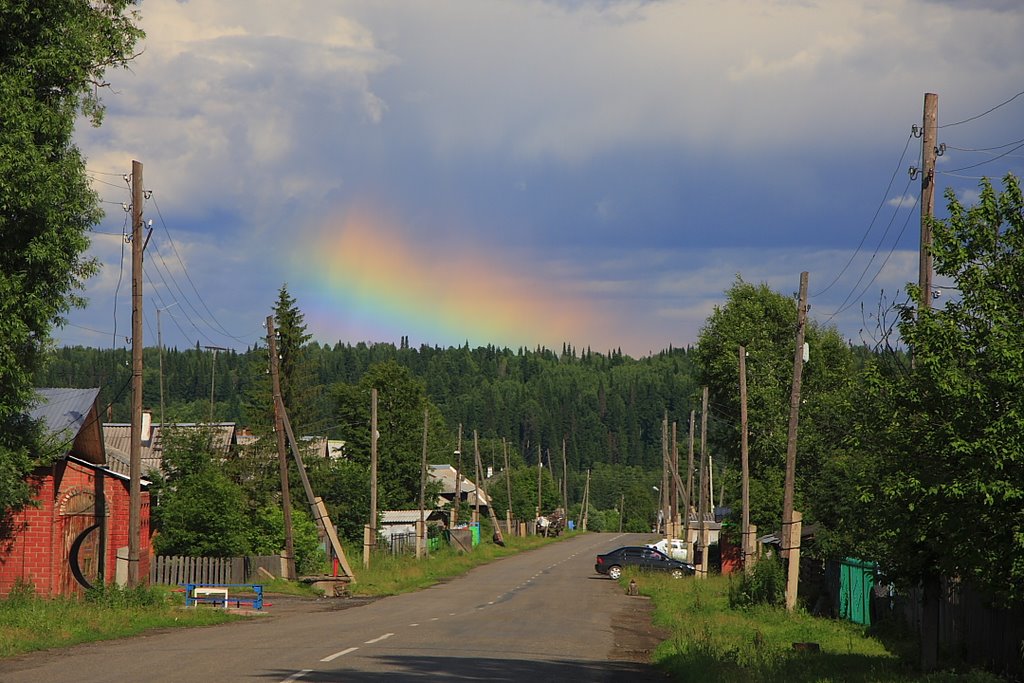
{"left": 184, "top": 583, "right": 264, "bottom": 610}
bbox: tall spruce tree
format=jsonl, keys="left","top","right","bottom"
{"left": 273, "top": 284, "right": 315, "bottom": 432}
{"left": 1, "top": 1, "right": 143, "bottom": 513}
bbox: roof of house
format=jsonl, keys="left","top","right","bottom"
{"left": 428, "top": 463, "right": 490, "bottom": 507}
{"left": 30, "top": 388, "right": 105, "bottom": 464}
{"left": 380, "top": 509, "right": 447, "bottom": 525}
{"left": 102, "top": 421, "right": 236, "bottom": 478}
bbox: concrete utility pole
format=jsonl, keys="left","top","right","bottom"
{"left": 127, "top": 159, "right": 144, "bottom": 588}
{"left": 920, "top": 92, "right": 938, "bottom": 310}
{"left": 267, "top": 316, "right": 296, "bottom": 580}
{"left": 781, "top": 272, "right": 809, "bottom": 557}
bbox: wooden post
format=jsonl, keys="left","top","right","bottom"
{"left": 452, "top": 424, "right": 462, "bottom": 527}
{"left": 671, "top": 421, "right": 680, "bottom": 541}
{"left": 920, "top": 92, "right": 938, "bottom": 310}
{"left": 267, "top": 316, "right": 296, "bottom": 580}
{"left": 362, "top": 524, "right": 372, "bottom": 570}
{"left": 561, "top": 437, "right": 568, "bottom": 517}
{"left": 684, "top": 410, "right": 696, "bottom": 564}
{"left": 582, "top": 469, "right": 590, "bottom": 530}
{"left": 503, "top": 438, "right": 513, "bottom": 528}
{"left": 369, "top": 388, "right": 378, "bottom": 563}
{"left": 661, "top": 413, "right": 669, "bottom": 539}
{"left": 781, "top": 273, "right": 808, "bottom": 558}
{"left": 417, "top": 407, "right": 428, "bottom": 559}
{"left": 739, "top": 345, "right": 750, "bottom": 571}
{"left": 473, "top": 431, "right": 482, "bottom": 526}
{"left": 536, "top": 445, "right": 543, "bottom": 518}
{"left": 785, "top": 511, "right": 803, "bottom": 611}
{"left": 127, "top": 159, "right": 143, "bottom": 588}
{"left": 475, "top": 430, "right": 504, "bottom": 545}
{"left": 697, "top": 387, "right": 709, "bottom": 578}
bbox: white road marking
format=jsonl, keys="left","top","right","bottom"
{"left": 280, "top": 670, "right": 312, "bottom": 682}
{"left": 365, "top": 633, "right": 394, "bottom": 644}
{"left": 410, "top": 622, "right": 420, "bottom": 626}
{"left": 321, "top": 647, "right": 358, "bottom": 662}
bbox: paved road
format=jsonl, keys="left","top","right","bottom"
{"left": 0, "top": 533, "right": 666, "bottom": 682}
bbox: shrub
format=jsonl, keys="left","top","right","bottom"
{"left": 729, "top": 555, "right": 786, "bottom": 608}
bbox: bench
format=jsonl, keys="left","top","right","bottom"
{"left": 184, "top": 583, "right": 264, "bottom": 610}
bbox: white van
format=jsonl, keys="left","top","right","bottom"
{"left": 646, "top": 538, "right": 688, "bottom": 562}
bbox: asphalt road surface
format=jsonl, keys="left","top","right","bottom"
{"left": 0, "top": 532, "right": 669, "bottom": 682}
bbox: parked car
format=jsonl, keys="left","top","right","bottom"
{"left": 594, "top": 546, "right": 695, "bottom": 580}
{"left": 646, "top": 538, "right": 688, "bottom": 561}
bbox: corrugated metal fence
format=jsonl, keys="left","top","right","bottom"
{"left": 149, "top": 555, "right": 282, "bottom": 585}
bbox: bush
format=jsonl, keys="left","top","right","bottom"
{"left": 729, "top": 555, "right": 786, "bottom": 608}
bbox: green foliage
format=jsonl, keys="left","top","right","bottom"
{"left": 860, "top": 175, "right": 1024, "bottom": 603}
{"left": 247, "top": 506, "right": 325, "bottom": 575}
{"left": 153, "top": 471, "right": 250, "bottom": 557}
{"left": 728, "top": 556, "right": 786, "bottom": 608}
{"left": 1, "top": 0, "right": 142, "bottom": 514}
{"left": 84, "top": 583, "right": 168, "bottom": 608}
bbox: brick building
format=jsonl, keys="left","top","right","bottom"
{"left": 0, "top": 389, "right": 151, "bottom": 598}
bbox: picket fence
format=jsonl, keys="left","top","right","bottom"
{"left": 149, "top": 555, "right": 282, "bottom": 586}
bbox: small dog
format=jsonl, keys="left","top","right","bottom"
{"left": 627, "top": 579, "right": 639, "bottom": 596}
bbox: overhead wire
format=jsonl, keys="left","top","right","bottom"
{"left": 811, "top": 131, "right": 915, "bottom": 298}
{"left": 938, "top": 140, "right": 1024, "bottom": 175}
{"left": 939, "top": 88, "right": 1024, "bottom": 129}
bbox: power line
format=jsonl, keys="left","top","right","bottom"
{"left": 946, "top": 136, "right": 1024, "bottom": 153}
{"left": 939, "top": 88, "right": 1024, "bottom": 129}
{"left": 812, "top": 131, "right": 915, "bottom": 298}
{"left": 939, "top": 141, "right": 1024, "bottom": 175}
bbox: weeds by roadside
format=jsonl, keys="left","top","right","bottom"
{"left": 618, "top": 571, "right": 1002, "bottom": 683}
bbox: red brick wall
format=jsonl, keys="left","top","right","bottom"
{"left": 0, "top": 460, "right": 150, "bottom": 598}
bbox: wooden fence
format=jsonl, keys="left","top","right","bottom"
{"left": 150, "top": 555, "right": 283, "bottom": 586}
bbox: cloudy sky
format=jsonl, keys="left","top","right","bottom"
{"left": 60, "top": 0, "right": 1024, "bottom": 358}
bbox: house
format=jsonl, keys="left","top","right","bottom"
{"left": 0, "top": 389, "right": 151, "bottom": 598}
{"left": 377, "top": 509, "right": 448, "bottom": 541}
{"left": 428, "top": 463, "right": 491, "bottom": 511}
{"left": 101, "top": 418, "right": 237, "bottom": 477}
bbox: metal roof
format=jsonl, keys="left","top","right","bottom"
{"left": 30, "top": 388, "right": 100, "bottom": 442}
{"left": 103, "top": 422, "right": 236, "bottom": 477}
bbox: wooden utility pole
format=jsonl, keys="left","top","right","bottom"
{"left": 536, "top": 444, "right": 542, "bottom": 518}
{"left": 503, "top": 438, "right": 513, "bottom": 534}
{"left": 781, "top": 272, "right": 809, "bottom": 557}
{"left": 366, "top": 388, "right": 378, "bottom": 568}
{"left": 267, "top": 316, "right": 296, "bottom": 580}
{"left": 475, "top": 431, "right": 504, "bottom": 545}
{"left": 561, "top": 438, "right": 568, "bottom": 515}
{"left": 473, "top": 432, "right": 482, "bottom": 525}
{"left": 661, "top": 414, "right": 669, "bottom": 537}
{"left": 417, "top": 407, "right": 428, "bottom": 558}
{"left": 452, "top": 424, "right": 463, "bottom": 527}
{"left": 671, "top": 421, "right": 679, "bottom": 540}
{"left": 683, "top": 410, "right": 696, "bottom": 561}
{"left": 697, "top": 387, "right": 709, "bottom": 577}
{"left": 920, "top": 92, "right": 938, "bottom": 310}
{"left": 581, "top": 469, "right": 590, "bottom": 530}
{"left": 127, "top": 159, "right": 143, "bottom": 588}
{"left": 618, "top": 492, "right": 624, "bottom": 533}
{"left": 204, "top": 345, "right": 228, "bottom": 423}
{"left": 739, "top": 345, "right": 752, "bottom": 567}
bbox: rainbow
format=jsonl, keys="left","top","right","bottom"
{"left": 294, "top": 207, "right": 599, "bottom": 351}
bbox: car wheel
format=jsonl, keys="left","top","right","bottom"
{"left": 670, "top": 568, "right": 684, "bottom": 579}
{"left": 608, "top": 565, "right": 622, "bottom": 580}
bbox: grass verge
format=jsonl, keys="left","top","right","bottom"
{"left": 0, "top": 583, "right": 238, "bottom": 659}
{"left": 621, "top": 571, "right": 1002, "bottom": 683}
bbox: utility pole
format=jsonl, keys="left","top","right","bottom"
{"left": 452, "top": 424, "right": 463, "bottom": 527}
{"left": 671, "top": 421, "right": 679, "bottom": 540}
{"left": 581, "top": 469, "right": 590, "bottom": 530}
{"left": 473, "top": 431, "right": 481, "bottom": 526}
{"left": 127, "top": 160, "right": 143, "bottom": 588}
{"left": 365, "top": 388, "right": 378, "bottom": 568}
{"left": 267, "top": 316, "right": 296, "bottom": 580}
{"left": 740, "top": 345, "right": 752, "bottom": 567}
{"left": 561, "top": 437, "right": 568, "bottom": 515}
{"left": 685, "top": 410, "right": 695, "bottom": 540}
{"left": 156, "top": 302, "right": 178, "bottom": 427}
{"left": 536, "top": 444, "right": 542, "bottom": 519}
{"left": 203, "top": 345, "right": 228, "bottom": 423}
{"left": 618, "top": 492, "right": 624, "bottom": 533}
{"left": 697, "top": 387, "right": 709, "bottom": 577}
{"left": 475, "top": 430, "right": 504, "bottom": 544}
{"left": 417, "top": 407, "right": 428, "bottom": 559}
{"left": 781, "top": 272, "right": 809, "bottom": 555}
{"left": 503, "top": 438, "right": 513, "bottom": 534}
{"left": 920, "top": 92, "right": 938, "bottom": 310}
